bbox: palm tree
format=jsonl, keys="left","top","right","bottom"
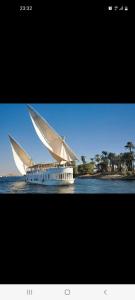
{"left": 124, "top": 142, "right": 135, "bottom": 171}
{"left": 117, "top": 153, "right": 124, "bottom": 172}
{"left": 102, "top": 151, "right": 108, "bottom": 158}
{"left": 90, "top": 158, "right": 94, "bottom": 162}
{"left": 81, "top": 156, "right": 86, "bottom": 164}
{"left": 94, "top": 154, "right": 101, "bottom": 172}
{"left": 124, "top": 141, "right": 135, "bottom": 153}
{"left": 95, "top": 154, "right": 101, "bottom": 163}
{"left": 101, "top": 151, "right": 109, "bottom": 172}
{"left": 122, "top": 152, "right": 134, "bottom": 172}
{"left": 108, "top": 152, "right": 116, "bottom": 173}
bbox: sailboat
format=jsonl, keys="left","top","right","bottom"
{"left": 9, "top": 105, "right": 78, "bottom": 185}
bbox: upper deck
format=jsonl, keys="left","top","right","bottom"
{"left": 26, "top": 162, "right": 73, "bottom": 173}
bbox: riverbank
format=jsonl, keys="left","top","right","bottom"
{"left": 77, "top": 173, "right": 135, "bottom": 180}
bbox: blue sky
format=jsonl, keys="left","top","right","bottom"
{"left": 0, "top": 103, "right": 135, "bottom": 175}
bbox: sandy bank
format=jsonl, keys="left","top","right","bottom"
{"left": 77, "top": 173, "right": 135, "bottom": 180}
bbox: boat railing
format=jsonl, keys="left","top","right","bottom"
{"left": 26, "top": 162, "right": 73, "bottom": 173}
{"left": 27, "top": 163, "right": 61, "bottom": 172}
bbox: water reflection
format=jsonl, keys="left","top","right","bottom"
{"left": 10, "top": 181, "right": 27, "bottom": 193}
{"left": 8, "top": 181, "right": 76, "bottom": 194}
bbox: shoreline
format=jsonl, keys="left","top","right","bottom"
{"left": 77, "top": 173, "right": 135, "bottom": 180}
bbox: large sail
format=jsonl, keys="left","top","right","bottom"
{"left": 27, "top": 105, "right": 78, "bottom": 163}
{"left": 9, "top": 135, "right": 34, "bottom": 175}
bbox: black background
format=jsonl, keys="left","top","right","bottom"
{"left": 0, "top": 0, "right": 135, "bottom": 284}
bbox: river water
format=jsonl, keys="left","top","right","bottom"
{"left": 0, "top": 176, "right": 135, "bottom": 193}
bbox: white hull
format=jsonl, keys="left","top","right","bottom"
{"left": 27, "top": 179, "right": 74, "bottom": 186}
{"left": 26, "top": 166, "right": 74, "bottom": 186}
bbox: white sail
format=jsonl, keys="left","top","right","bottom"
{"left": 27, "top": 105, "right": 78, "bottom": 163}
{"left": 9, "top": 135, "right": 34, "bottom": 175}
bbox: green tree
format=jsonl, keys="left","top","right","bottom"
{"left": 78, "top": 162, "right": 95, "bottom": 175}
{"left": 98, "top": 161, "right": 108, "bottom": 173}
{"left": 124, "top": 141, "right": 135, "bottom": 153}
{"left": 101, "top": 151, "right": 109, "bottom": 172}
{"left": 116, "top": 153, "right": 123, "bottom": 172}
{"left": 95, "top": 154, "right": 101, "bottom": 163}
{"left": 124, "top": 142, "right": 135, "bottom": 171}
{"left": 90, "top": 158, "right": 94, "bottom": 162}
{"left": 108, "top": 152, "right": 116, "bottom": 173}
{"left": 123, "top": 152, "right": 134, "bottom": 171}
{"left": 94, "top": 154, "right": 101, "bottom": 172}
{"left": 78, "top": 164, "right": 85, "bottom": 175}
{"left": 102, "top": 151, "right": 108, "bottom": 158}
{"left": 72, "top": 161, "right": 78, "bottom": 177}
